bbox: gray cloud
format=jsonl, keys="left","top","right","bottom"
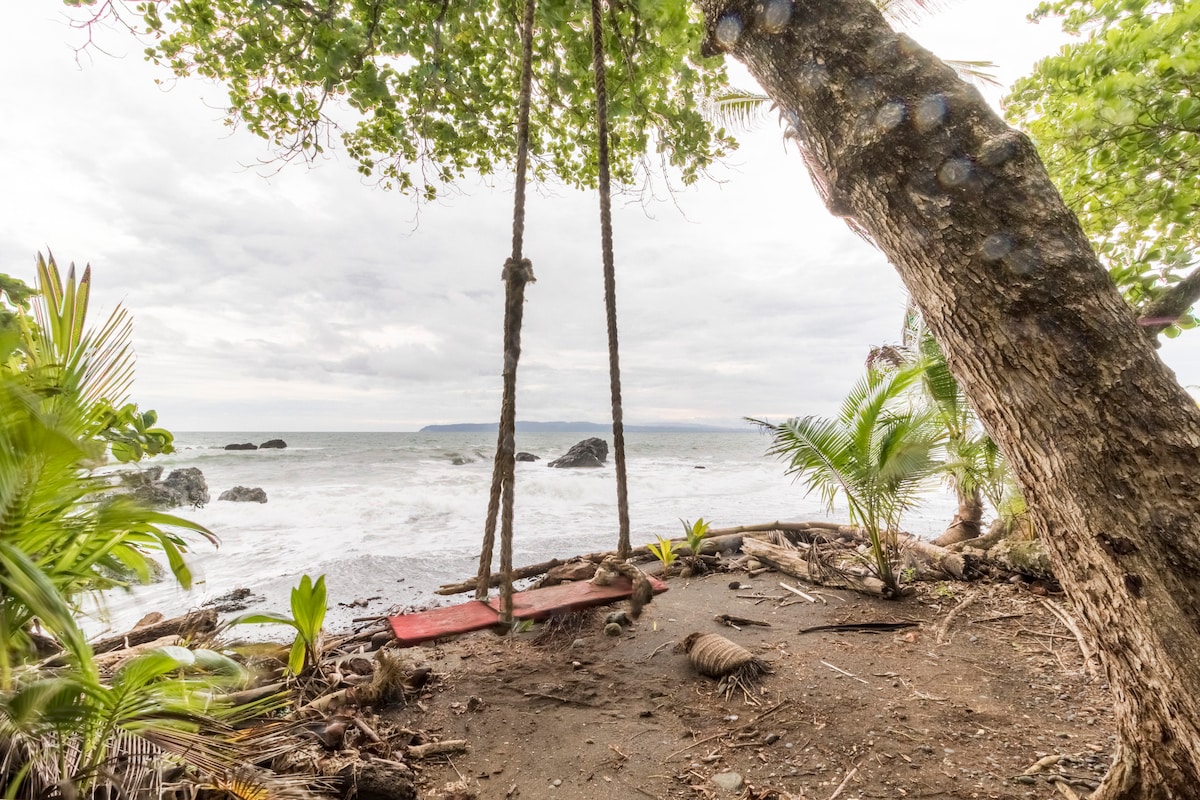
{"left": 4, "top": 3, "right": 1195, "bottom": 432}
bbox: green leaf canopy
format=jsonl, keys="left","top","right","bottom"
{"left": 1005, "top": 0, "right": 1200, "bottom": 332}
{"left": 134, "top": 0, "right": 735, "bottom": 197}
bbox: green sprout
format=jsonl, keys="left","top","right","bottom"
{"left": 231, "top": 574, "right": 328, "bottom": 676}
{"left": 681, "top": 517, "right": 711, "bottom": 556}
{"left": 647, "top": 536, "right": 679, "bottom": 571}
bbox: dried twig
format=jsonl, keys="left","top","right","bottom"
{"left": 1039, "top": 599, "right": 1099, "bottom": 676}
{"left": 664, "top": 701, "right": 790, "bottom": 760}
{"left": 936, "top": 592, "right": 979, "bottom": 644}
{"left": 779, "top": 581, "right": 818, "bottom": 603}
{"left": 821, "top": 660, "right": 869, "bottom": 684}
{"left": 828, "top": 765, "right": 859, "bottom": 800}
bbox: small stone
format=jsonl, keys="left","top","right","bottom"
{"left": 605, "top": 611, "right": 631, "bottom": 626}
{"left": 570, "top": 638, "right": 587, "bottom": 649}
{"left": 604, "top": 622, "right": 622, "bottom": 637}
{"left": 711, "top": 772, "right": 745, "bottom": 792}
{"left": 728, "top": 581, "right": 743, "bottom": 590}
{"left": 551, "top": 778, "right": 562, "bottom": 787}
{"left": 745, "top": 559, "right": 762, "bottom": 571}
{"left": 764, "top": 733, "right": 781, "bottom": 745}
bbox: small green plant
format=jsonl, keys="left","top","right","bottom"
{"left": 933, "top": 582, "right": 956, "bottom": 600}
{"left": 647, "top": 536, "right": 679, "bottom": 571}
{"left": 681, "top": 517, "right": 711, "bottom": 556}
{"left": 233, "top": 574, "right": 328, "bottom": 676}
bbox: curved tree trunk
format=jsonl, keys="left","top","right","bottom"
{"left": 933, "top": 484, "right": 983, "bottom": 546}
{"left": 693, "top": 1, "right": 1200, "bottom": 797}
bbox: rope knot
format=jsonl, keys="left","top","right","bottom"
{"left": 502, "top": 257, "right": 536, "bottom": 286}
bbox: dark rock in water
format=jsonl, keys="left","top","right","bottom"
{"left": 259, "top": 439, "right": 287, "bottom": 449}
{"left": 547, "top": 437, "right": 609, "bottom": 468}
{"left": 218, "top": 486, "right": 268, "bottom": 503}
{"left": 115, "top": 465, "right": 210, "bottom": 509}
{"left": 225, "top": 442, "right": 258, "bottom": 451}
{"left": 515, "top": 452, "right": 539, "bottom": 462}
{"left": 119, "top": 465, "right": 164, "bottom": 486}
{"left": 162, "top": 468, "right": 211, "bottom": 507}
{"left": 448, "top": 453, "right": 474, "bottom": 465}
{"left": 204, "top": 587, "right": 262, "bottom": 613}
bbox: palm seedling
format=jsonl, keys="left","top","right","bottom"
{"left": 749, "top": 366, "right": 941, "bottom": 596}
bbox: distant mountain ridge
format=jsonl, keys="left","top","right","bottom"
{"left": 418, "top": 421, "right": 750, "bottom": 434}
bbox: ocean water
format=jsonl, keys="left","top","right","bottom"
{"left": 85, "top": 431, "right": 958, "bottom": 636}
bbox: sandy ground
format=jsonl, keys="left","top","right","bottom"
{"left": 371, "top": 568, "right": 1114, "bottom": 799}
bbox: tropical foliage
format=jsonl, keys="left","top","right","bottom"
{"left": 749, "top": 366, "right": 942, "bottom": 595}
{"left": 0, "top": 255, "right": 215, "bottom": 676}
{"left": 1005, "top": 0, "right": 1200, "bottom": 336}
{"left": 81, "top": 0, "right": 735, "bottom": 199}
{"left": 0, "top": 255, "right": 268, "bottom": 798}
{"left": 872, "top": 313, "right": 1013, "bottom": 542}
{"left": 647, "top": 535, "right": 680, "bottom": 571}
{"left": 232, "top": 574, "right": 329, "bottom": 677}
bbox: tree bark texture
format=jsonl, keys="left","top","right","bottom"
{"left": 693, "top": 1, "right": 1200, "bottom": 797}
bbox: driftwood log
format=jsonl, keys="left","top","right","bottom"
{"left": 436, "top": 519, "right": 1052, "bottom": 597}
{"left": 45, "top": 608, "right": 219, "bottom": 667}
{"left": 740, "top": 538, "right": 892, "bottom": 597}
{"left": 91, "top": 607, "right": 218, "bottom": 654}
{"left": 435, "top": 531, "right": 754, "bottom": 595}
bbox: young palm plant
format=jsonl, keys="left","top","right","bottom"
{"left": 878, "top": 312, "right": 1013, "bottom": 544}
{"left": 749, "top": 366, "right": 941, "bottom": 596}
{"left": 0, "top": 261, "right": 216, "bottom": 678}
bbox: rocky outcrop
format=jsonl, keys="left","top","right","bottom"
{"left": 218, "top": 486, "right": 268, "bottom": 503}
{"left": 547, "top": 438, "right": 608, "bottom": 468}
{"left": 162, "top": 468, "right": 211, "bottom": 507}
{"left": 121, "top": 466, "right": 210, "bottom": 508}
{"left": 259, "top": 439, "right": 287, "bottom": 449}
{"left": 225, "top": 442, "right": 257, "bottom": 450}
{"left": 515, "top": 452, "right": 539, "bottom": 462}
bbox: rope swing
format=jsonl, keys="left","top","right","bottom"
{"left": 473, "top": 0, "right": 633, "bottom": 621}
{"left": 475, "top": 0, "right": 539, "bottom": 623}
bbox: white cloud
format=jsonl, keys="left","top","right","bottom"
{"left": 4, "top": 1, "right": 1193, "bottom": 431}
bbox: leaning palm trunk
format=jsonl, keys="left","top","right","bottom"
{"left": 934, "top": 484, "right": 983, "bottom": 546}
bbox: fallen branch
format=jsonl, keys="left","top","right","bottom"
{"left": 742, "top": 538, "right": 889, "bottom": 597}
{"left": 821, "top": 661, "right": 869, "bottom": 685}
{"left": 408, "top": 740, "right": 469, "bottom": 759}
{"left": 1039, "top": 599, "right": 1100, "bottom": 676}
{"left": 436, "top": 521, "right": 855, "bottom": 594}
{"left": 936, "top": 592, "right": 980, "bottom": 644}
{"left": 46, "top": 609, "right": 220, "bottom": 667}
{"left": 779, "top": 582, "right": 818, "bottom": 603}
{"left": 829, "top": 766, "right": 859, "bottom": 800}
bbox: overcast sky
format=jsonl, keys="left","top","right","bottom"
{"left": 2, "top": 2, "right": 1196, "bottom": 431}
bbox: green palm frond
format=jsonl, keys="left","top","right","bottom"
{"left": 707, "top": 90, "right": 772, "bottom": 131}
{"left": 749, "top": 415, "right": 864, "bottom": 520}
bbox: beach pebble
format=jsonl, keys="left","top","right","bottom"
{"left": 711, "top": 772, "right": 745, "bottom": 792}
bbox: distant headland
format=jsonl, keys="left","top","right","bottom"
{"left": 418, "top": 421, "right": 751, "bottom": 434}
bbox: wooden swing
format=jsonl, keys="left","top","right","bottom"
{"left": 388, "top": 0, "right": 665, "bottom": 647}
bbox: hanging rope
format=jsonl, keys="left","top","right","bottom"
{"left": 476, "top": 0, "right": 538, "bottom": 622}
{"left": 589, "top": 0, "right": 632, "bottom": 558}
